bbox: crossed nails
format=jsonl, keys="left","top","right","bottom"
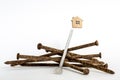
{"left": 4, "top": 40, "right": 115, "bottom": 75}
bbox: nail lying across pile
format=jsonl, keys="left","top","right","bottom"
{"left": 4, "top": 40, "right": 115, "bottom": 75}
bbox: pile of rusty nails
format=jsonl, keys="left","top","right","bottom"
{"left": 4, "top": 40, "right": 115, "bottom": 75}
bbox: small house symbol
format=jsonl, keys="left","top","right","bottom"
{"left": 71, "top": 16, "right": 83, "bottom": 28}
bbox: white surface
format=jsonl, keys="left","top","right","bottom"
{"left": 0, "top": 0, "right": 120, "bottom": 80}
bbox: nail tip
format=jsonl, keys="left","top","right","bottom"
{"left": 111, "top": 71, "right": 115, "bottom": 74}
{"left": 4, "top": 61, "right": 8, "bottom": 64}
{"left": 110, "top": 69, "right": 115, "bottom": 74}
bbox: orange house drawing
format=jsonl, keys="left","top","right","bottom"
{"left": 71, "top": 16, "right": 83, "bottom": 28}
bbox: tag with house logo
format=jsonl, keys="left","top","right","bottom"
{"left": 71, "top": 16, "right": 83, "bottom": 28}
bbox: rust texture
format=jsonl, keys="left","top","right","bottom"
{"left": 4, "top": 40, "right": 115, "bottom": 75}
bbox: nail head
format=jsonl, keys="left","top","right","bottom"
{"left": 17, "top": 53, "right": 20, "bottom": 60}
{"left": 95, "top": 40, "right": 99, "bottom": 46}
{"left": 37, "top": 43, "right": 42, "bottom": 49}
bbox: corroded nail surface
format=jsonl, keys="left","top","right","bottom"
{"left": 63, "top": 61, "right": 89, "bottom": 75}
{"left": 17, "top": 53, "right": 107, "bottom": 69}
{"left": 68, "top": 40, "right": 98, "bottom": 51}
{"left": 5, "top": 58, "right": 89, "bottom": 74}
{"left": 37, "top": 43, "right": 62, "bottom": 53}
{"left": 68, "top": 52, "right": 101, "bottom": 59}
{"left": 20, "top": 63, "right": 88, "bottom": 67}
{"left": 4, "top": 40, "right": 115, "bottom": 75}
{"left": 5, "top": 57, "right": 61, "bottom": 66}
{"left": 17, "top": 53, "right": 103, "bottom": 66}
{"left": 66, "top": 57, "right": 114, "bottom": 74}
{"left": 37, "top": 42, "right": 100, "bottom": 59}
{"left": 37, "top": 40, "right": 98, "bottom": 52}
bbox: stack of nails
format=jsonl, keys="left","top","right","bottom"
{"left": 4, "top": 40, "right": 115, "bottom": 75}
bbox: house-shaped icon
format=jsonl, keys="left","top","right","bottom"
{"left": 71, "top": 16, "right": 83, "bottom": 28}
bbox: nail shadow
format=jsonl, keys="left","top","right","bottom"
{"left": 63, "top": 67, "right": 84, "bottom": 75}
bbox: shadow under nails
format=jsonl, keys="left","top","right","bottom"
{"left": 63, "top": 67, "right": 84, "bottom": 75}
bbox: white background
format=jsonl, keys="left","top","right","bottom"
{"left": 0, "top": 0, "right": 120, "bottom": 80}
